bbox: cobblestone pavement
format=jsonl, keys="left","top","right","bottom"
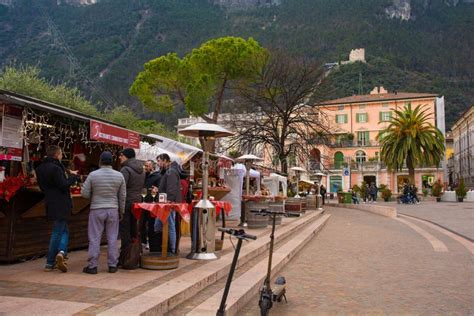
{"left": 241, "top": 207, "right": 474, "bottom": 315}
{"left": 393, "top": 201, "right": 474, "bottom": 240}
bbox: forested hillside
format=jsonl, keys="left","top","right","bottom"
{"left": 0, "top": 0, "right": 472, "bottom": 127}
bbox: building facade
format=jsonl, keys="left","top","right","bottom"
{"left": 312, "top": 87, "right": 446, "bottom": 193}
{"left": 449, "top": 105, "right": 474, "bottom": 189}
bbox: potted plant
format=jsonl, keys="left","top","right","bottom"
{"left": 455, "top": 179, "right": 467, "bottom": 202}
{"left": 431, "top": 180, "right": 443, "bottom": 202}
{"left": 422, "top": 188, "right": 429, "bottom": 197}
{"left": 379, "top": 185, "right": 392, "bottom": 202}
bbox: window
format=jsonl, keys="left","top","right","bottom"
{"left": 357, "top": 131, "right": 370, "bottom": 146}
{"left": 379, "top": 111, "right": 392, "bottom": 122}
{"left": 338, "top": 105, "right": 345, "bottom": 111}
{"left": 355, "top": 150, "right": 367, "bottom": 163}
{"left": 334, "top": 152, "right": 344, "bottom": 169}
{"left": 336, "top": 114, "right": 348, "bottom": 124}
{"left": 356, "top": 113, "right": 368, "bottom": 123}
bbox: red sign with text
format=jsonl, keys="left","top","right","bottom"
{"left": 90, "top": 120, "right": 140, "bottom": 149}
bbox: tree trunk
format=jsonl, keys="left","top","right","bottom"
{"left": 279, "top": 153, "right": 288, "bottom": 174}
{"left": 406, "top": 155, "right": 415, "bottom": 185}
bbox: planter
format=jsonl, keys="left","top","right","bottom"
{"left": 383, "top": 197, "right": 390, "bottom": 202}
{"left": 436, "top": 197, "right": 441, "bottom": 202}
{"left": 457, "top": 197, "right": 464, "bottom": 202}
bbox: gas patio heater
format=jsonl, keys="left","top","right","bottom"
{"left": 236, "top": 154, "right": 263, "bottom": 196}
{"left": 313, "top": 171, "right": 325, "bottom": 210}
{"left": 179, "top": 123, "right": 233, "bottom": 260}
{"left": 290, "top": 166, "right": 307, "bottom": 198}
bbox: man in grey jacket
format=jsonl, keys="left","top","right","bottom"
{"left": 81, "top": 151, "right": 126, "bottom": 274}
{"left": 119, "top": 148, "right": 145, "bottom": 255}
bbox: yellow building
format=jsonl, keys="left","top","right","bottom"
{"left": 311, "top": 86, "right": 446, "bottom": 193}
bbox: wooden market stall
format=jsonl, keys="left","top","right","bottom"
{"left": 0, "top": 90, "right": 145, "bottom": 262}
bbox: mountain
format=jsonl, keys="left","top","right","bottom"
{"left": 0, "top": 0, "right": 472, "bottom": 128}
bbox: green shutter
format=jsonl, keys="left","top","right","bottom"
{"left": 344, "top": 114, "right": 348, "bottom": 123}
{"left": 365, "top": 113, "right": 368, "bottom": 122}
{"left": 379, "top": 112, "right": 382, "bottom": 122}
{"left": 335, "top": 115, "right": 338, "bottom": 123}
{"left": 388, "top": 112, "right": 392, "bottom": 120}
{"left": 356, "top": 113, "right": 360, "bottom": 123}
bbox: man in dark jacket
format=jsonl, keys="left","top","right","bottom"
{"left": 119, "top": 148, "right": 145, "bottom": 255}
{"left": 141, "top": 160, "right": 162, "bottom": 250}
{"left": 154, "top": 154, "right": 181, "bottom": 254}
{"left": 36, "top": 145, "right": 78, "bottom": 272}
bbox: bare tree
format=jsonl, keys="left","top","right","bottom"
{"left": 228, "top": 51, "right": 331, "bottom": 174}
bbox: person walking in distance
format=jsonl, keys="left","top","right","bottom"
{"left": 81, "top": 151, "right": 126, "bottom": 274}
{"left": 35, "top": 145, "right": 79, "bottom": 272}
{"left": 369, "top": 182, "right": 378, "bottom": 203}
{"left": 119, "top": 148, "right": 145, "bottom": 262}
{"left": 154, "top": 154, "right": 181, "bottom": 255}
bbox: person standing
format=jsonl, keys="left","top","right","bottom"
{"left": 155, "top": 154, "right": 181, "bottom": 255}
{"left": 369, "top": 182, "right": 378, "bottom": 203}
{"left": 320, "top": 184, "right": 326, "bottom": 205}
{"left": 81, "top": 151, "right": 126, "bottom": 274}
{"left": 119, "top": 148, "right": 145, "bottom": 260}
{"left": 36, "top": 145, "right": 78, "bottom": 272}
{"left": 142, "top": 160, "right": 162, "bottom": 251}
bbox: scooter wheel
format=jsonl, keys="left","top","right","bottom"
{"left": 259, "top": 297, "right": 271, "bottom": 316}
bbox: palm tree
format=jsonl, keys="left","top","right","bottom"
{"left": 377, "top": 103, "right": 445, "bottom": 184}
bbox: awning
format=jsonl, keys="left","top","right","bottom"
{"left": 147, "top": 134, "right": 201, "bottom": 164}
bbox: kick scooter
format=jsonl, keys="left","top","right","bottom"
{"left": 216, "top": 228, "right": 257, "bottom": 316}
{"left": 251, "top": 209, "right": 289, "bottom": 316}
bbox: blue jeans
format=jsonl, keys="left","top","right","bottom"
{"left": 154, "top": 211, "right": 176, "bottom": 253}
{"left": 46, "top": 220, "right": 69, "bottom": 266}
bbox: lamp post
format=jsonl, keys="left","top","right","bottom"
{"left": 290, "top": 166, "right": 306, "bottom": 198}
{"left": 236, "top": 154, "right": 263, "bottom": 227}
{"left": 313, "top": 171, "right": 325, "bottom": 211}
{"left": 179, "top": 123, "right": 233, "bottom": 260}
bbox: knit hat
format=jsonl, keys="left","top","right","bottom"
{"left": 121, "top": 148, "right": 136, "bottom": 159}
{"left": 100, "top": 151, "right": 113, "bottom": 164}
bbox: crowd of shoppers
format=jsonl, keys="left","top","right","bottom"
{"left": 36, "top": 145, "right": 184, "bottom": 274}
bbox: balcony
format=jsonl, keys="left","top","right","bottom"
{"left": 327, "top": 140, "right": 380, "bottom": 148}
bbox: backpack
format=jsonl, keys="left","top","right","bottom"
{"left": 119, "top": 239, "right": 141, "bottom": 270}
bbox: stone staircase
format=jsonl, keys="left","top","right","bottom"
{"left": 96, "top": 210, "right": 330, "bottom": 315}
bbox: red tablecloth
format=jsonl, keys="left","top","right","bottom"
{"left": 188, "top": 200, "right": 232, "bottom": 217}
{"left": 132, "top": 203, "right": 190, "bottom": 224}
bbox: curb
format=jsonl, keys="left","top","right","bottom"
{"left": 188, "top": 213, "right": 331, "bottom": 315}
{"left": 327, "top": 203, "right": 397, "bottom": 218}
{"left": 98, "top": 210, "right": 323, "bottom": 315}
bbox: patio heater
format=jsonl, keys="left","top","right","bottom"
{"left": 236, "top": 154, "right": 263, "bottom": 196}
{"left": 290, "top": 166, "right": 307, "bottom": 198}
{"left": 313, "top": 171, "right": 325, "bottom": 210}
{"left": 179, "top": 123, "right": 233, "bottom": 260}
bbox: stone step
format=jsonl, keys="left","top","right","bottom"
{"left": 187, "top": 213, "right": 331, "bottom": 315}
{"left": 98, "top": 210, "right": 324, "bottom": 315}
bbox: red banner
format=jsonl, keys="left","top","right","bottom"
{"left": 90, "top": 120, "right": 140, "bottom": 149}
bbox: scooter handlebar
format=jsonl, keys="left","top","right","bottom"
{"left": 218, "top": 228, "right": 257, "bottom": 240}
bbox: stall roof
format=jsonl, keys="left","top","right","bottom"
{"left": 0, "top": 89, "right": 151, "bottom": 139}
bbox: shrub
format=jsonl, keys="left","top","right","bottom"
{"left": 431, "top": 180, "right": 443, "bottom": 197}
{"left": 381, "top": 187, "right": 392, "bottom": 201}
{"left": 455, "top": 179, "right": 467, "bottom": 198}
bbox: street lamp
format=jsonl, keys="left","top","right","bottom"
{"left": 290, "top": 166, "right": 306, "bottom": 198}
{"left": 179, "top": 123, "right": 233, "bottom": 260}
{"left": 313, "top": 171, "right": 325, "bottom": 210}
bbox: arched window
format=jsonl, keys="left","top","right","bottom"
{"left": 334, "top": 151, "right": 344, "bottom": 169}
{"left": 355, "top": 150, "right": 366, "bottom": 163}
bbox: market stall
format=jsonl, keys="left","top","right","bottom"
{"left": 0, "top": 90, "right": 143, "bottom": 262}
